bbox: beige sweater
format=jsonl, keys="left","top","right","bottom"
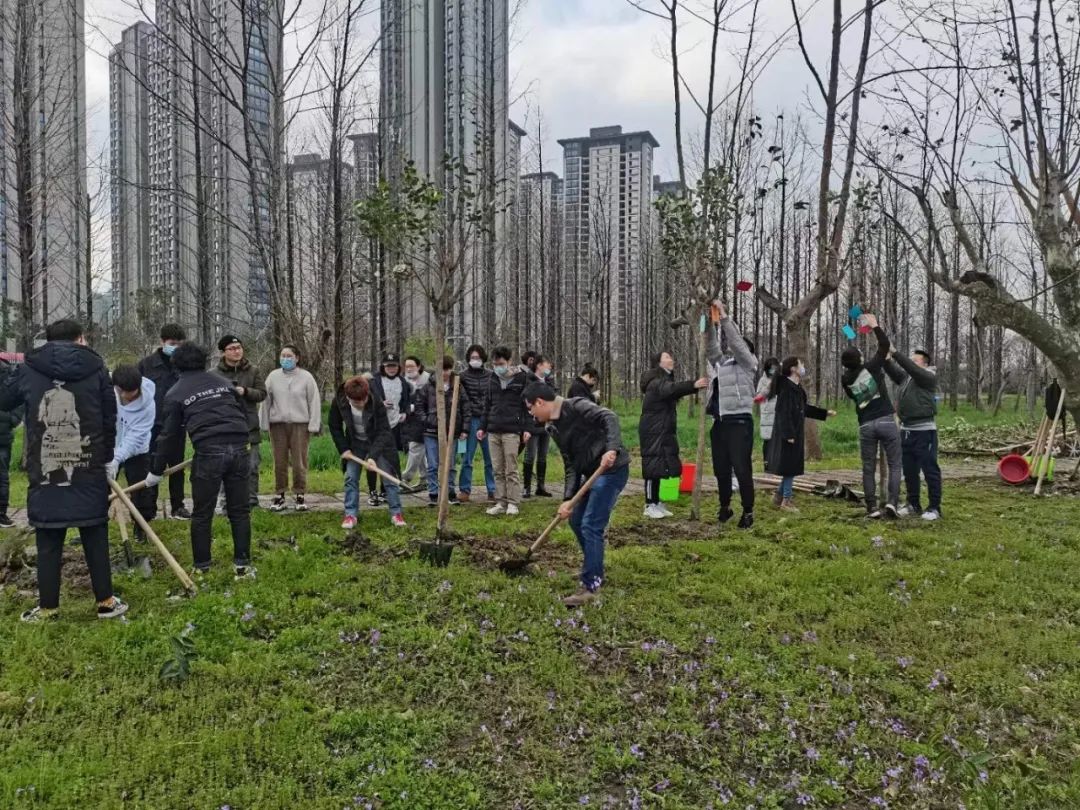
{"left": 260, "top": 367, "right": 322, "bottom": 433}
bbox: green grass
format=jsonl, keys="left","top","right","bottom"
{"left": 1, "top": 395, "right": 1073, "bottom": 808}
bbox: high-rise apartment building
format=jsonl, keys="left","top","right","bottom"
{"left": 517, "top": 171, "right": 563, "bottom": 353}
{"left": 0, "top": 0, "right": 88, "bottom": 346}
{"left": 559, "top": 125, "right": 657, "bottom": 378}
{"left": 110, "top": 22, "right": 153, "bottom": 322}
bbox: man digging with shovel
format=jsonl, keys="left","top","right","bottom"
{"left": 523, "top": 383, "right": 630, "bottom": 607}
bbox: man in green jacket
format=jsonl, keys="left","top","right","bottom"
{"left": 216, "top": 335, "right": 266, "bottom": 508}
{"left": 884, "top": 344, "right": 942, "bottom": 521}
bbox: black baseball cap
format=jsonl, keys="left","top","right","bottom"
{"left": 218, "top": 334, "right": 243, "bottom": 351}
{"left": 381, "top": 353, "right": 400, "bottom": 366}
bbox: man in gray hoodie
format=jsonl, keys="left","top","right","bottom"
{"left": 884, "top": 343, "right": 942, "bottom": 521}
{"left": 706, "top": 300, "right": 758, "bottom": 529}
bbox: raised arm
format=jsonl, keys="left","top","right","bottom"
{"left": 721, "top": 317, "right": 758, "bottom": 374}
{"left": 893, "top": 353, "right": 938, "bottom": 391}
{"left": 883, "top": 357, "right": 907, "bottom": 386}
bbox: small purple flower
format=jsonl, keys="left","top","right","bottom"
{"left": 240, "top": 610, "right": 255, "bottom": 622}
{"left": 805, "top": 747, "right": 820, "bottom": 761}
{"left": 978, "top": 770, "right": 989, "bottom": 783}
{"left": 869, "top": 798, "right": 887, "bottom": 808}
{"left": 796, "top": 793, "right": 813, "bottom": 806}
{"left": 653, "top": 778, "right": 670, "bottom": 791}
{"left": 886, "top": 765, "right": 903, "bottom": 780}
{"left": 927, "top": 669, "right": 947, "bottom": 690}
{"left": 578, "top": 795, "right": 590, "bottom": 805}
{"left": 897, "top": 656, "right": 913, "bottom": 669}
{"left": 423, "top": 758, "right": 437, "bottom": 769}
{"left": 705, "top": 635, "right": 716, "bottom": 645}
{"left": 780, "top": 633, "right": 792, "bottom": 645}
{"left": 802, "top": 630, "right": 818, "bottom": 643}
{"left": 369, "top": 629, "right": 381, "bottom": 646}
{"left": 641, "top": 642, "right": 653, "bottom": 652}
{"left": 630, "top": 744, "right": 644, "bottom": 758}
{"left": 437, "top": 579, "right": 452, "bottom": 593}
{"left": 871, "top": 535, "right": 885, "bottom": 548}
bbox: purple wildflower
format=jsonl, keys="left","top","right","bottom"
{"left": 780, "top": 633, "right": 792, "bottom": 645}
{"left": 437, "top": 579, "right": 452, "bottom": 593}
{"left": 978, "top": 770, "right": 989, "bottom": 783}
{"left": 869, "top": 798, "right": 887, "bottom": 808}
{"left": 871, "top": 535, "right": 885, "bottom": 548}
{"left": 802, "top": 630, "right": 818, "bottom": 643}
{"left": 805, "top": 747, "right": 821, "bottom": 761}
{"left": 897, "top": 656, "right": 913, "bottom": 669}
{"left": 423, "top": 758, "right": 437, "bottom": 769}
{"left": 796, "top": 793, "right": 813, "bottom": 806}
{"left": 928, "top": 669, "right": 946, "bottom": 690}
{"left": 654, "top": 778, "right": 670, "bottom": 791}
{"left": 369, "top": 629, "right": 381, "bottom": 646}
{"left": 705, "top": 636, "right": 716, "bottom": 645}
{"left": 630, "top": 744, "right": 644, "bottom": 758}
{"left": 578, "top": 795, "right": 590, "bottom": 805}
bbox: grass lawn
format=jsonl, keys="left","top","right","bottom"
{"left": 1, "top": 395, "right": 1074, "bottom": 808}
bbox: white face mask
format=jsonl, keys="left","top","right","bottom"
{"left": 797, "top": 365, "right": 807, "bottom": 377}
{"left": 469, "top": 359, "right": 482, "bottom": 370}
{"left": 405, "top": 369, "right": 419, "bottom": 380}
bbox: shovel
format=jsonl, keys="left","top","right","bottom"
{"left": 499, "top": 466, "right": 606, "bottom": 575}
{"left": 109, "top": 479, "right": 197, "bottom": 594}
{"left": 342, "top": 451, "right": 403, "bottom": 487}
{"left": 108, "top": 459, "right": 192, "bottom": 503}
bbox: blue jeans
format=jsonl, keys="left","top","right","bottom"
{"left": 345, "top": 458, "right": 402, "bottom": 517}
{"left": 459, "top": 417, "right": 495, "bottom": 495}
{"left": 425, "top": 436, "right": 457, "bottom": 498}
{"left": 779, "top": 476, "right": 795, "bottom": 499}
{"left": 569, "top": 464, "right": 629, "bottom": 591}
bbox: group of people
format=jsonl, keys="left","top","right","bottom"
{"left": 2, "top": 301, "right": 942, "bottom": 620}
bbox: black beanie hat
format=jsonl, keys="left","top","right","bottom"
{"left": 218, "top": 335, "right": 243, "bottom": 352}
{"left": 841, "top": 347, "right": 863, "bottom": 370}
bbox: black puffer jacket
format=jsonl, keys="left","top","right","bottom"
{"left": 548, "top": 397, "right": 631, "bottom": 499}
{"left": 568, "top": 377, "right": 595, "bottom": 401}
{"left": 139, "top": 348, "right": 181, "bottom": 431}
{"left": 526, "top": 377, "right": 556, "bottom": 432}
{"left": 460, "top": 366, "right": 492, "bottom": 421}
{"left": 415, "top": 374, "right": 472, "bottom": 438}
{"left": 151, "top": 371, "right": 249, "bottom": 475}
{"left": 480, "top": 370, "right": 529, "bottom": 433}
{"left": 0, "top": 360, "right": 23, "bottom": 448}
{"left": 766, "top": 376, "right": 829, "bottom": 477}
{"left": 0, "top": 342, "right": 116, "bottom": 528}
{"left": 638, "top": 368, "right": 698, "bottom": 480}
{"left": 328, "top": 384, "right": 398, "bottom": 469}
{"left": 216, "top": 358, "right": 267, "bottom": 443}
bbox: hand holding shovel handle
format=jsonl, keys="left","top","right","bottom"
{"left": 343, "top": 452, "right": 403, "bottom": 487}
{"left": 109, "top": 479, "right": 197, "bottom": 593}
{"left": 108, "top": 459, "right": 192, "bottom": 503}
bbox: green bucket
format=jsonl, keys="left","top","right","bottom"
{"left": 659, "top": 477, "right": 680, "bottom": 502}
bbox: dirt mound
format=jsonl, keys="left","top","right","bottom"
{"left": 0, "top": 530, "right": 93, "bottom": 591}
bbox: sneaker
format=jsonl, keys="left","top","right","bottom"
{"left": 644, "top": 504, "right": 666, "bottom": 520}
{"left": 737, "top": 512, "right": 754, "bottom": 530}
{"left": 97, "top": 596, "right": 130, "bottom": 619}
{"left": 717, "top": 507, "right": 735, "bottom": 524}
{"left": 391, "top": 514, "right": 407, "bottom": 528}
{"left": 234, "top": 565, "right": 257, "bottom": 580}
{"left": 270, "top": 494, "right": 287, "bottom": 512}
{"left": 897, "top": 504, "right": 916, "bottom": 518}
{"left": 780, "top": 498, "right": 800, "bottom": 513}
{"left": 486, "top": 504, "right": 506, "bottom": 516}
{"left": 657, "top": 503, "right": 674, "bottom": 517}
{"left": 884, "top": 503, "right": 899, "bottom": 520}
{"left": 534, "top": 488, "right": 553, "bottom": 498}
{"left": 487, "top": 491, "right": 497, "bottom": 501}
{"left": 866, "top": 509, "right": 883, "bottom": 520}
{"left": 921, "top": 509, "right": 941, "bottom": 522}
{"left": 295, "top": 495, "right": 309, "bottom": 512}
{"left": 20, "top": 606, "right": 58, "bottom": 623}
{"left": 427, "top": 496, "right": 437, "bottom": 508}
{"left": 0, "top": 513, "right": 14, "bottom": 528}
{"left": 562, "top": 587, "right": 598, "bottom": 608}
{"left": 341, "top": 515, "right": 357, "bottom": 530}
{"left": 171, "top": 506, "right": 192, "bottom": 521}
{"left": 522, "top": 489, "right": 532, "bottom": 499}
{"left": 772, "top": 490, "right": 784, "bottom": 508}
{"left": 458, "top": 492, "right": 471, "bottom": 503}
{"left": 448, "top": 494, "right": 461, "bottom": 506}
{"left": 506, "top": 504, "right": 520, "bottom": 516}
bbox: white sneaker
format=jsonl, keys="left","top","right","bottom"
{"left": 485, "top": 504, "right": 506, "bottom": 516}
{"left": 896, "top": 504, "right": 915, "bottom": 518}
{"left": 921, "top": 509, "right": 941, "bottom": 521}
{"left": 658, "top": 503, "right": 674, "bottom": 517}
{"left": 506, "top": 504, "right": 520, "bottom": 516}
{"left": 644, "top": 504, "right": 666, "bottom": 519}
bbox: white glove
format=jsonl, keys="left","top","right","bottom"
{"left": 105, "top": 461, "right": 119, "bottom": 481}
{"left": 144, "top": 473, "right": 162, "bottom": 488}
{"left": 397, "top": 413, "right": 407, "bottom": 426}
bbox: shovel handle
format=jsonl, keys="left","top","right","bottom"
{"left": 528, "top": 466, "right": 608, "bottom": 555}
{"left": 108, "top": 459, "right": 192, "bottom": 502}
{"left": 109, "top": 479, "right": 196, "bottom": 593}
{"left": 343, "top": 452, "right": 403, "bottom": 487}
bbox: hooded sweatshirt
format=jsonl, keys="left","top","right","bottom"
{"left": 114, "top": 378, "right": 156, "bottom": 466}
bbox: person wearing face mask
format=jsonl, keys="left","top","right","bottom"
{"left": 754, "top": 357, "right": 780, "bottom": 471}
{"left": 138, "top": 323, "right": 190, "bottom": 520}
{"left": 459, "top": 344, "right": 496, "bottom": 502}
{"left": 523, "top": 356, "right": 556, "bottom": 498}
{"left": 365, "top": 353, "right": 410, "bottom": 506}
{"left": 766, "top": 356, "right": 836, "bottom": 512}
{"left": 415, "top": 356, "right": 471, "bottom": 506}
{"left": 521, "top": 350, "right": 539, "bottom": 376}
{"left": 401, "top": 356, "right": 430, "bottom": 489}
{"left": 884, "top": 341, "right": 942, "bottom": 521}
{"left": 477, "top": 346, "right": 530, "bottom": 516}
{"left": 840, "top": 312, "right": 901, "bottom": 519}
{"left": 108, "top": 365, "right": 156, "bottom": 534}
{"left": 638, "top": 351, "right": 708, "bottom": 519}
{"left": 261, "top": 344, "right": 321, "bottom": 512}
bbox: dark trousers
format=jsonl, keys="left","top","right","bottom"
{"left": 644, "top": 478, "right": 661, "bottom": 505}
{"left": 35, "top": 524, "right": 113, "bottom": 609}
{"left": 523, "top": 431, "right": 550, "bottom": 491}
{"left": 859, "top": 416, "right": 902, "bottom": 509}
{"left": 150, "top": 426, "right": 186, "bottom": 513}
{"left": 0, "top": 445, "right": 10, "bottom": 514}
{"left": 761, "top": 439, "right": 771, "bottom": 472}
{"left": 190, "top": 444, "right": 251, "bottom": 570}
{"left": 121, "top": 454, "right": 156, "bottom": 526}
{"left": 901, "top": 428, "right": 942, "bottom": 513}
{"left": 710, "top": 417, "right": 755, "bottom": 513}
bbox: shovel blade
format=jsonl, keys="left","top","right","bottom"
{"left": 419, "top": 542, "right": 454, "bottom": 567}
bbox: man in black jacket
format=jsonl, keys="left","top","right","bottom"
{"left": 139, "top": 323, "right": 190, "bottom": 519}
{"left": 841, "top": 313, "right": 901, "bottom": 518}
{"left": 524, "top": 382, "right": 630, "bottom": 607}
{"left": 0, "top": 320, "right": 127, "bottom": 621}
{"left": 366, "top": 353, "right": 410, "bottom": 506}
{"left": 0, "top": 357, "right": 23, "bottom": 528}
{"left": 884, "top": 344, "right": 942, "bottom": 521}
{"left": 477, "top": 346, "right": 530, "bottom": 516}
{"left": 459, "top": 344, "right": 496, "bottom": 501}
{"left": 523, "top": 356, "right": 556, "bottom": 498}
{"left": 568, "top": 364, "right": 600, "bottom": 402}
{"left": 216, "top": 335, "right": 266, "bottom": 508}
{"left": 146, "top": 344, "right": 254, "bottom": 578}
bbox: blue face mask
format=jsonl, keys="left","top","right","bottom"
{"left": 493, "top": 365, "right": 509, "bottom": 377}
{"left": 280, "top": 357, "right": 297, "bottom": 372}
{"left": 162, "top": 344, "right": 178, "bottom": 357}
{"left": 541, "top": 368, "right": 551, "bottom": 378}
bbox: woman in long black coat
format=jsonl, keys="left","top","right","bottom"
{"left": 638, "top": 352, "right": 707, "bottom": 519}
{"left": 766, "top": 356, "right": 835, "bottom": 512}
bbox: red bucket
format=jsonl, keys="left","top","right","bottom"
{"left": 679, "top": 463, "right": 697, "bottom": 494}
{"left": 997, "top": 454, "right": 1031, "bottom": 486}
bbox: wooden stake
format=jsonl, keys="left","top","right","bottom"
{"left": 437, "top": 376, "right": 461, "bottom": 534}
{"left": 1035, "top": 389, "right": 1066, "bottom": 496}
{"left": 109, "top": 480, "right": 196, "bottom": 592}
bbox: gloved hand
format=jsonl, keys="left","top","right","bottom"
{"left": 145, "top": 472, "right": 162, "bottom": 488}
{"left": 105, "top": 461, "right": 119, "bottom": 481}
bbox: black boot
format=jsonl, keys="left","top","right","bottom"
{"left": 523, "top": 465, "right": 533, "bottom": 499}
{"left": 535, "top": 462, "right": 552, "bottom": 497}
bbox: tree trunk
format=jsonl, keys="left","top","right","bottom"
{"left": 691, "top": 306, "right": 710, "bottom": 521}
